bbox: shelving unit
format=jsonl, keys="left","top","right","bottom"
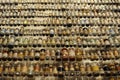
{"left": 0, "top": 0, "right": 120, "bottom": 80}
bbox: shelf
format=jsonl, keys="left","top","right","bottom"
{"left": 0, "top": 2, "right": 119, "bottom": 5}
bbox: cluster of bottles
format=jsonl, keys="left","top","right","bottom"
{"left": 0, "top": 0, "right": 120, "bottom": 80}
{"left": 0, "top": 61, "right": 120, "bottom": 75}
{"left": 0, "top": 48, "right": 119, "bottom": 61}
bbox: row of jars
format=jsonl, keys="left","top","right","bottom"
{"left": 0, "top": 26, "right": 119, "bottom": 36}
{"left": 1, "top": 76, "right": 120, "bottom": 80}
{"left": 0, "top": 10, "right": 120, "bottom": 17}
{"left": 0, "top": 48, "right": 119, "bottom": 61}
{"left": 0, "top": 0, "right": 119, "bottom": 3}
{"left": 0, "top": 17, "right": 120, "bottom": 25}
{"left": 0, "top": 61, "right": 120, "bottom": 75}
{"left": 0, "top": 76, "right": 120, "bottom": 80}
{"left": 0, "top": 36, "right": 120, "bottom": 46}
{"left": 0, "top": 4, "right": 119, "bottom": 10}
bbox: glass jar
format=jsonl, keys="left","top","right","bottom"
{"left": 51, "top": 38, "right": 56, "bottom": 46}
{"left": 8, "top": 51, "right": 13, "bottom": 60}
{"left": 10, "top": 65, "right": 15, "bottom": 74}
{"left": 45, "top": 49, "right": 50, "bottom": 60}
{"left": 16, "top": 63, "right": 21, "bottom": 73}
{"left": 3, "top": 37, "right": 8, "bottom": 45}
{"left": 75, "top": 48, "right": 83, "bottom": 60}
{"left": 8, "top": 36, "right": 15, "bottom": 45}
{"left": 28, "top": 63, "right": 34, "bottom": 75}
{"left": 34, "top": 63, "right": 39, "bottom": 73}
{"left": 18, "top": 51, "right": 24, "bottom": 60}
{"left": 13, "top": 51, "right": 18, "bottom": 60}
{"left": 53, "top": 65, "right": 58, "bottom": 75}
{"left": 38, "top": 38, "right": 42, "bottom": 45}
{"left": 69, "top": 48, "right": 75, "bottom": 58}
{"left": 56, "top": 38, "right": 61, "bottom": 47}
{"left": 56, "top": 49, "right": 61, "bottom": 60}
{"left": 29, "top": 50, "right": 35, "bottom": 60}
{"left": 61, "top": 48, "right": 69, "bottom": 59}
{"left": 3, "top": 51, "right": 8, "bottom": 60}
{"left": 86, "top": 64, "right": 92, "bottom": 73}
{"left": 80, "top": 63, "right": 86, "bottom": 74}
{"left": 23, "top": 38, "right": 28, "bottom": 45}
{"left": 40, "top": 49, "right": 45, "bottom": 60}
{"left": 33, "top": 39, "right": 38, "bottom": 45}
{"left": 22, "top": 62, "right": 28, "bottom": 74}
{"left": 92, "top": 63, "right": 99, "bottom": 72}
{"left": 0, "top": 38, "right": 3, "bottom": 44}
{"left": 0, "top": 64, "right": 3, "bottom": 73}
{"left": 42, "top": 39, "right": 46, "bottom": 46}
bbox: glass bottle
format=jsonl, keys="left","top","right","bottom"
{"left": 51, "top": 38, "right": 56, "bottom": 47}
{"left": 114, "top": 49, "right": 119, "bottom": 58}
{"left": 15, "top": 28, "right": 19, "bottom": 35}
{"left": 80, "top": 63, "right": 86, "bottom": 74}
{"left": 8, "top": 51, "right": 13, "bottom": 61}
{"left": 0, "top": 64, "right": 3, "bottom": 74}
{"left": 86, "top": 64, "right": 92, "bottom": 73}
{"left": 45, "top": 49, "right": 50, "bottom": 60}
{"left": 70, "top": 63, "right": 74, "bottom": 71}
{"left": 35, "top": 51, "right": 40, "bottom": 60}
{"left": 16, "top": 63, "right": 21, "bottom": 74}
{"left": 62, "top": 48, "right": 69, "bottom": 59}
{"left": 53, "top": 65, "right": 58, "bottom": 76}
{"left": 10, "top": 65, "right": 15, "bottom": 75}
{"left": 4, "top": 66, "right": 9, "bottom": 75}
{"left": 38, "top": 38, "right": 42, "bottom": 46}
{"left": 22, "top": 62, "right": 28, "bottom": 75}
{"left": 28, "top": 63, "right": 34, "bottom": 75}
{"left": 61, "top": 38, "right": 65, "bottom": 47}
{"left": 6, "top": 28, "right": 10, "bottom": 35}
{"left": 64, "top": 63, "right": 69, "bottom": 71}
{"left": 58, "top": 63, "right": 64, "bottom": 75}
{"left": 49, "top": 28, "right": 54, "bottom": 37}
{"left": 0, "top": 50, "right": 3, "bottom": 60}
{"left": 29, "top": 49, "right": 34, "bottom": 60}
{"left": 44, "top": 64, "right": 49, "bottom": 75}
{"left": 56, "top": 49, "right": 61, "bottom": 60}
{"left": 57, "top": 28, "right": 62, "bottom": 36}
{"left": 65, "top": 40, "right": 69, "bottom": 47}
{"left": 77, "top": 37, "right": 81, "bottom": 46}
{"left": 67, "top": 17, "right": 72, "bottom": 27}
{"left": 3, "top": 51, "right": 8, "bottom": 60}
{"left": 13, "top": 51, "right": 18, "bottom": 60}
{"left": 40, "top": 49, "right": 45, "bottom": 60}
{"left": 69, "top": 48, "right": 75, "bottom": 59}
{"left": 51, "top": 49, "right": 55, "bottom": 60}
{"left": 34, "top": 63, "right": 40, "bottom": 73}
{"left": 24, "top": 50, "right": 29, "bottom": 60}
{"left": 75, "top": 63, "right": 79, "bottom": 71}
{"left": 18, "top": 51, "right": 24, "bottom": 60}
{"left": 33, "top": 39, "right": 38, "bottom": 45}
{"left": 56, "top": 38, "right": 61, "bottom": 47}
{"left": 92, "top": 63, "right": 99, "bottom": 72}
{"left": 70, "top": 63, "right": 75, "bottom": 76}
{"left": 42, "top": 39, "right": 46, "bottom": 46}
{"left": 66, "top": 28, "right": 70, "bottom": 36}
{"left": 75, "top": 48, "right": 82, "bottom": 60}
{"left": 46, "top": 37, "right": 50, "bottom": 47}
{"left": 0, "top": 38, "right": 3, "bottom": 44}
{"left": 23, "top": 38, "right": 28, "bottom": 45}
{"left": 3, "top": 37, "right": 8, "bottom": 45}
{"left": 49, "top": 64, "right": 53, "bottom": 75}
